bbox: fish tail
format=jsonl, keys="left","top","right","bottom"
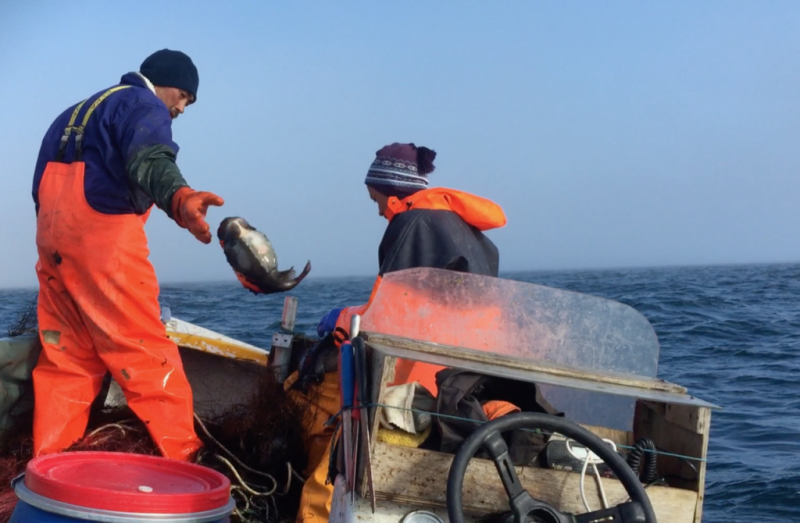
{"left": 279, "top": 261, "right": 312, "bottom": 289}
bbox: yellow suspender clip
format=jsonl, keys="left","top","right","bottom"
{"left": 56, "top": 85, "right": 133, "bottom": 162}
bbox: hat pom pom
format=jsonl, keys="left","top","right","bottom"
{"left": 417, "top": 146, "right": 437, "bottom": 175}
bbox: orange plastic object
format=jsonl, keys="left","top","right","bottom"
{"left": 357, "top": 270, "right": 503, "bottom": 395}
{"left": 333, "top": 277, "right": 382, "bottom": 345}
{"left": 332, "top": 277, "right": 448, "bottom": 393}
{"left": 32, "top": 160, "right": 202, "bottom": 461}
{"left": 389, "top": 359, "right": 446, "bottom": 396}
{"left": 483, "top": 400, "right": 521, "bottom": 420}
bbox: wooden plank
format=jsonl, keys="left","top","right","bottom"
{"left": 634, "top": 401, "right": 711, "bottom": 523}
{"left": 371, "top": 442, "right": 697, "bottom": 522}
{"left": 665, "top": 403, "right": 710, "bottom": 434}
{"left": 365, "top": 333, "right": 687, "bottom": 394}
{"left": 578, "top": 424, "right": 634, "bottom": 447}
{"left": 688, "top": 407, "right": 711, "bottom": 523}
{"left": 372, "top": 354, "right": 396, "bottom": 449}
{"left": 358, "top": 351, "right": 396, "bottom": 498}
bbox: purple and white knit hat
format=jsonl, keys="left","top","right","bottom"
{"left": 364, "top": 143, "right": 437, "bottom": 197}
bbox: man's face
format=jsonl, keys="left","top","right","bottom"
{"left": 154, "top": 86, "right": 194, "bottom": 119}
{"left": 367, "top": 186, "right": 389, "bottom": 218}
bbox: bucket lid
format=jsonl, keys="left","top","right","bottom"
{"left": 24, "top": 452, "right": 231, "bottom": 514}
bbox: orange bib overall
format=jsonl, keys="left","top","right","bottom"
{"left": 32, "top": 87, "right": 202, "bottom": 461}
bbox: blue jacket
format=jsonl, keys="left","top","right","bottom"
{"left": 32, "top": 72, "right": 187, "bottom": 216}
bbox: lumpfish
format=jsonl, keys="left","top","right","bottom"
{"left": 217, "top": 217, "right": 311, "bottom": 294}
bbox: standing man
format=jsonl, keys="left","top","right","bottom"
{"left": 31, "top": 49, "right": 223, "bottom": 461}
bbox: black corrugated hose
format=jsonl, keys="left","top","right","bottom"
{"left": 626, "top": 437, "right": 658, "bottom": 483}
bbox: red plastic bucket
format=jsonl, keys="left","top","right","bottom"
{"left": 10, "top": 451, "right": 234, "bottom": 522}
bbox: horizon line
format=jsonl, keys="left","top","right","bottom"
{"left": 1, "top": 258, "right": 798, "bottom": 292}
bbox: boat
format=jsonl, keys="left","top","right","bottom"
{"left": 0, "top": 312, "right": 274, "bottom": 426}
{"left": 1, "top": 268, "right": 716, "bottom": 522}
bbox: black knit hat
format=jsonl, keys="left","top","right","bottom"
{"left": 140, "top": 49, "right": 199, "bottom": 102}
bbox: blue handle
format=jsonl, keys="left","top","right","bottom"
{"left": 340, "top": 343, "right": 355, "bottom": 408}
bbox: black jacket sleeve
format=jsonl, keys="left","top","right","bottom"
{"left": 116, "top": 100, "right": 190, "bottom": 217}
{"left": 126, "top": 144, "right": 189, "bottom": 217}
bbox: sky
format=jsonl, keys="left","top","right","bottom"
{"left": 1, "top": 1, "right": 799, "bottom": 289}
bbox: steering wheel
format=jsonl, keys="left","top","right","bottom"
{"left": 446, "top": 412, "right": 657, "bottom": 523}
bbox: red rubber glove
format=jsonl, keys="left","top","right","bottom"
{"left": 171, "top": 187, "right": 225, "bottom": 244}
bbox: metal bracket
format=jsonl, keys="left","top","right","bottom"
{"left": 271, "top": 332, "right": 293, "bottom": 349}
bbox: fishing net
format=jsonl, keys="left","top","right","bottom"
{"left": 0, "top": 410, "right": 33, "bottom": 521}
{"left": 0, "top": 369, "right": 312, "bottom": 523}
{"left": 0, "top": 294, "right": 320, "bottom": 522}
{"left": 6, "top": 294, "right": 38, "bottom": 338}
{"left": 194, "top": 369, "right": 310, "bottom": 522}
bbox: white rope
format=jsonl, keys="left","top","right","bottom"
{"left": 85, "top": 422, "right": 133, "bottom": 438}
{"left": 566, "top": 437, "right": 617, "bottom": 513}
{"left": 215, "top": 454, "right": 276, "bottom": 497}
{"left": 193, "top": 413, "right": 278, "bottom": 493}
